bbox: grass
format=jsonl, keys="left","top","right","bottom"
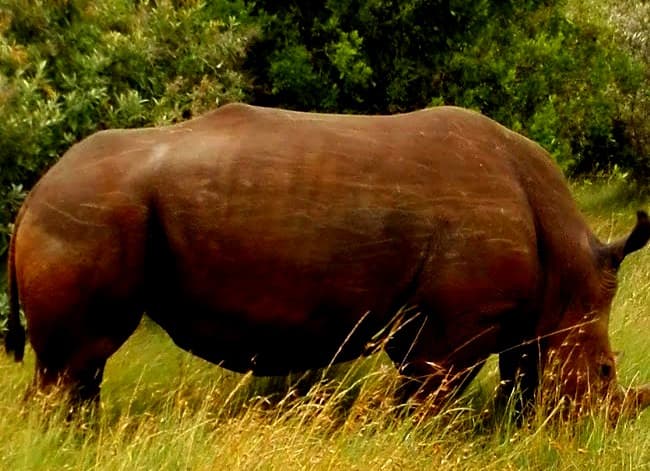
{"left": 0, "top": 178, "right": 649, "bottom": 470}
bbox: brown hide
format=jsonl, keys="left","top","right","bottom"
{"left": 6, "top": 104, "right": 649, "bottom": 416}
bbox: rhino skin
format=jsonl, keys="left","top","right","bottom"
{"left": 4, "top": 104, "right": 650, "bottom": 418}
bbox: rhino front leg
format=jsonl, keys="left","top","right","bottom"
{"left": 496, "top": 341, "right": 540, "bottom": 416}
{"left": 389, "top": 357, "right": 485, "bottom": 414}
{"left": 384, "top": 313, "right": 487, "bottom": 414}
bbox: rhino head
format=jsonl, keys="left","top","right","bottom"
{"left": 541, "top": 211, "right": 650, "bottom": 420}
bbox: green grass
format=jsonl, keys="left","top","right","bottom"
{"left": 0, "top": 180, "right": 649, "bottom": 470}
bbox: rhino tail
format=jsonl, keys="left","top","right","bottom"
{"left": 4, "top": 209, "right": 25, "bottom": 362}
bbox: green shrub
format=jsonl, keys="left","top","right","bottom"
{"left": 245, "top": 1, "right": 649, "bottom": 178}
{"left": 569, "top": 0, "right": 650, "bottom": 181}
{"left": 441, "top": 4, "right": 644, "bottom": 175}
{"left": 0, "top": 0, "right": 254, "bottom": 261}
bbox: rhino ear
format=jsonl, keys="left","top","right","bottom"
{"left": 609, "top": 211, "right": 650, "bottom": 268}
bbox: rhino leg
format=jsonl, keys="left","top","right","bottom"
{"left": 384, "top": 315, "right": 486, "bottom": 412}
{"left": 496, "top": 342, "right": 540, "bottom": 416}
{"left": 400, "top": 362, "right": 483, "bottom": 412}
{"left": 27, "top": 302, "right": 143, "bottom": 411}
{"left": 387, "top": 352, "right": 485, "bottom": 412}
{"left": 34, "top": 357, "right": 106, "bottom": 407}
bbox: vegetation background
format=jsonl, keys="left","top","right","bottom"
{"left": 0, "top": 0, "right": 649, "bottom": 468}
{"left": 1, "top": 0, "right": 649, "bottom": 261}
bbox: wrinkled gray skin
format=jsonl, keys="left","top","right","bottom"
{"left": 3, "top": 104, "right": 650, "bottom": 420}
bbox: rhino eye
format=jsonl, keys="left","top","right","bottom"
{"left": 600, "top": 363, "right": 612, "bottom": 379}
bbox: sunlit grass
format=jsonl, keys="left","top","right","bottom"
{"left": 0, "top": 180, "right": 648, "bottom": 470}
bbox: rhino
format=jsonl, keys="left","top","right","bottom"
{"left": 4, "top": 104, "right": 650, "bottom": 419}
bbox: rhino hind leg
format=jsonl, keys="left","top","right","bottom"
{"left": 33, "top": 356, "right": 106, "bottom": 410}
{"left": 27, "top": 302, "right": 144, "bottom": 412}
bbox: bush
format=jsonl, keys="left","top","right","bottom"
{"left": 245, "top": 1, "right": 649, "bottom": 178}
{"left": 441, "top": 4, "right": 645, "bottom": 176}
{"left": 578, "top": 0, "right": 650, "bottom": 181}
{"left": 0, "top": 0, "right": 255, "bottom": 261}
{"left": 246, "top": 0, "right": 495, "bottom": 113}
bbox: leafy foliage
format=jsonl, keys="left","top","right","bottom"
{"left": 246, "top": 0, "right": 494, "bottom": 112}
{"left": 0, "top": 0, "right": 254, "bottom": 259}
{"left": 584, "top": 0, "right": 650, "bottom": 181}
{"left": 246, "top": 1, "right": 649, "bottom": 177}
{"left": 442, "top": 4, "right": 642, "bottom": 175}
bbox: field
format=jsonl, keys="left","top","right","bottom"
{"left": 0, "top": 179, "right": 648, "bottom": 470}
